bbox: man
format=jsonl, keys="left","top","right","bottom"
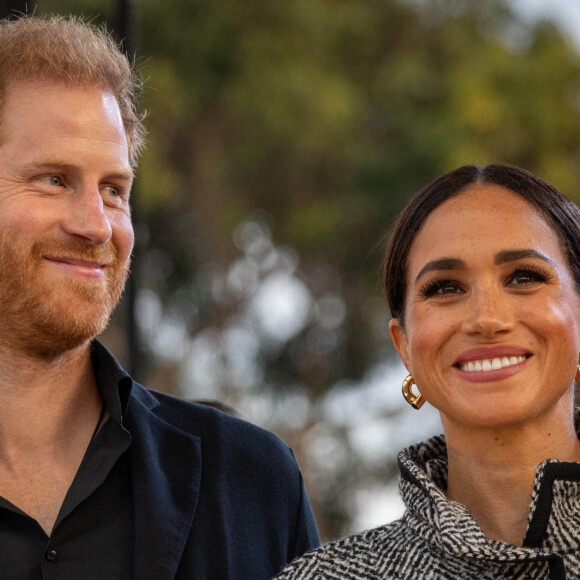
{"left": 0, "top": 15, "right": 319, "bottom": 578}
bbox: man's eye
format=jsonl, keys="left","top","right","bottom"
{"left": 47, "top": 175, "right": 63, "bottom": 186}
{"left": 105, "top": 186, "right": 120, "bottom": 197}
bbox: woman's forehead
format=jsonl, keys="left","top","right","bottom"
{"left": 405, "top": 185, "right": 564, "bottom": 278}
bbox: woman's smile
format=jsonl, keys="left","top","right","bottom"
{"left": 456, "top": 355, "right": 527, "bottom": 372}
{"left": 389, "top": 183, "right": 580, "bottom": 429}
{"left": 453, "top": 353, "right": 531, "bottom": 384}
{"left": 452, "top": 346, "right": 531, "bottom": 381}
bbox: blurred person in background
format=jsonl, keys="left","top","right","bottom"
{"left": 277, "top": 163, "right": 580, "bottom": 579}
{"left": 0, "top": 14, "right": 318, "bottom": 579}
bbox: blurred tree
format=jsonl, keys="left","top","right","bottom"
{"left": 36, "top": 0, "right": 580, "bottom": 538}
{"left": 0, "top": 0, "right": 33, "bottom": 15}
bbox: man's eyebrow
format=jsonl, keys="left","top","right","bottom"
{"left": 494, "top": 249, "right": 556, "bottom": 267}
{"left": 105, "top": 169, "right": 135, "bottom": 182}
{"left": 414, "top": 258, "right": 466, "bottom": 283}
{"left": 21, "top": 160, "right": 74, "bottom": 173}
{"left": 21, "top": 160, "right": 134, "bottom": 181}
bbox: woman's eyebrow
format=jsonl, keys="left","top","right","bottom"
{"left": 414, "top": 249, "right": 557, "bottom": 285}
{"left": 493, "top": 249, "right": 556, "bottom": 266}
{"left": 414, "top": 258, "right": 466, "bottom": 283}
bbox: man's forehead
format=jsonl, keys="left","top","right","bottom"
{"left": 1, "top": 80, "right": 122, "bottom": 128}
{"left": 0, "top": 80, "right": 132, "bottom": 174}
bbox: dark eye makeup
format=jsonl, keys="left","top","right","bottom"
{"left": 417, "top": 265, "right": 552, "bottom": 299}
{"left": 506, "top": 266, "right": 551, "bottom": 286}
{"left": 418, "top": 279, "right": 463, "bottom": 298}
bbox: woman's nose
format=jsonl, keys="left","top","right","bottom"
{"left": 461, "top": 287, "right": 514, "bottom": 337}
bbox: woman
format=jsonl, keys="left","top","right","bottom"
{"left": 276, "top": 164, "right": 580, "bottom": 579}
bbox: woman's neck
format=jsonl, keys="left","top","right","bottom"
{"left": 443, "top": 407, "right": 580, "bottom": 546}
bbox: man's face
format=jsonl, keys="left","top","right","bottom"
{"left": 0, "top": 81, "right": 134, "bottom": 356}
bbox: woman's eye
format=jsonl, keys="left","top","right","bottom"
{"left": 420, "top": 279, "right": 463, "bottom": 298}
{"left": 436, "top": 283, "right": 461, "bottom": 295}
{"left": 507, "top": 268, "right": 549, "bottom": 286}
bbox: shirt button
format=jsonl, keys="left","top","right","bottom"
{"left": 45, "top": 549, "right": 58, "bottom": 563}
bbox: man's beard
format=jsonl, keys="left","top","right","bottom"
{"left": 0, "top": 232, "right": 130, "bottom": 357}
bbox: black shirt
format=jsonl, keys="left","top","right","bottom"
{"left": 0, "top": 347, "right": 134, "bottom": 579}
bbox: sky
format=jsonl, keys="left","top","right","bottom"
{"left": 511, "top": 0, "right": 580, "bottom": 47}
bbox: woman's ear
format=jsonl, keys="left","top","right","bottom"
{"left": 389, "top": 318, "right": 411, "bottom": 373}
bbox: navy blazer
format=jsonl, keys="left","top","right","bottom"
{"left": 99, "top": 344, "right": 320, "bottom": 579}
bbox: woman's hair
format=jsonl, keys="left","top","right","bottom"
{"left": 384, "top": 164, "right": 580, "bottom": 325}
{"left": 0, "top": 15, "right": 145, "bottom": 167}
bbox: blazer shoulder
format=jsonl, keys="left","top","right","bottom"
{"left": 128, "top": 383, "right": 320, "bottom": 576}
{"left": 130, "top": 383, "right": 298, "bottom": 471}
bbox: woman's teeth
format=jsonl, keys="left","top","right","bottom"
{"left": 458, "top": 355, "right": 527, "bottom": 372}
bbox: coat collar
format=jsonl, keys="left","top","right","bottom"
{"left": 398, "top": 433, "right": 580, "bottom": 563}
{"left": 91, "top": 341, "right": 202, "bottom": 579}
{"left": 126, "top": 386, "right": 201, "bottom": 579}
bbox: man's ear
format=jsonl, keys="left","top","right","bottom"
{"left": 388, "top": 318, "right": 411, "bottom": 373}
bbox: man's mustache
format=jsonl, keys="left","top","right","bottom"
{"left": 31, "top": 239, "right": 119, "bottom": 266}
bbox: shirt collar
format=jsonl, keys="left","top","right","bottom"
{"left": 90, "top": 340, "right": 133, "bottom": 424}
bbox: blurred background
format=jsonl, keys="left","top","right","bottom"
{"left": 6, "top": 0, "right": 580, "bottom": 541}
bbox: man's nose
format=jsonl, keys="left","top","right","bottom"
{"left": 60, "top": 186, "right": 112, "bottom": 245}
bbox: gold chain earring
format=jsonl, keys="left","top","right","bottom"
{"left": 402, "top": 375, "right": 425, "bottom": 410}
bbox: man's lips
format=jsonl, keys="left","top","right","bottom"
{"left": 44, "top": 256, "right": 109, "bottom": 277}
{"left": 46, "top": 257, "right": 106, "bottom": 268}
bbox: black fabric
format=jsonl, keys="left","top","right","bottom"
{"left": 0, "top": 348, "right": 133, "bottom": 579}
{"left": 124, "top": 378, "right": 321, "bottom": 580}
{"left": 523, "top": 461, "right": 580, "bottom": 548}
{"left": 0, "top": 342, "right": 320, "bottom": 579}
{"left": 96, "top": 336, "right": 321, "bottom": 579}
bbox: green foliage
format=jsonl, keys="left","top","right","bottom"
{"left": 36, "top": 0, "right": 580, "bottom": 538}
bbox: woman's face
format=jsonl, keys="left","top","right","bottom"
{"left": 389, "top": 184, "right": 580, "bottom": 430}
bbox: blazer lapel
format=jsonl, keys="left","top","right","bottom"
{"left": 127, "top": 388, "right": 202, "bottom": 580}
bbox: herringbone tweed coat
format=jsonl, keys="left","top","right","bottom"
{"left": 276, "top": 435, "right": 580, "bottom": 579}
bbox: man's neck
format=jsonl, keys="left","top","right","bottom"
{"left": 0, "top": 340, "right": 104, "bottom": 534}
{"left": 0, "top": 340, "right": 101, "bottom": 453}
